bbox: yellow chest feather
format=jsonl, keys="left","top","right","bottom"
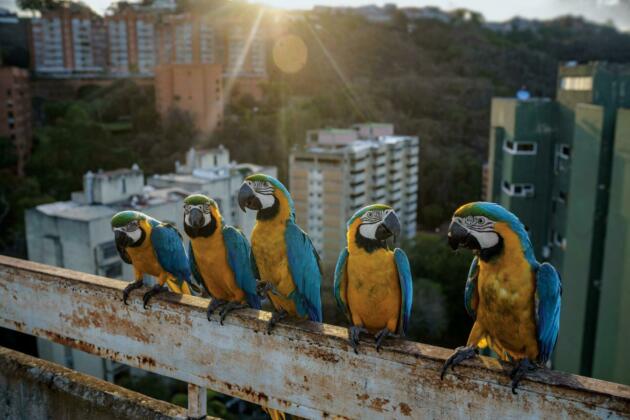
{"left": 126, "top": 236, "right": 162, "bottom": 277}
{"left": 191, "top": 233, "right": 244, "bottom": 302}
{"left": 251, "top": 220, "right": 298, "bottom": 314}
{"left": 346, "top": 248, "right": 401, "bottom": 332}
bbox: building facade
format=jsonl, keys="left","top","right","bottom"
{"left": 290, "top": 123, "right": 419, "bottom": 265}
{"left": 0, "top": 66, "right": 32, "bottom": 177}
{"left": 30, "top": 3, "right": 107, "bottom": 75}
{"left": 154, "top": 63, "right": 224, "bottom": 133}
{"left": 486, "top": 62, "right": 630, "bottom": 384}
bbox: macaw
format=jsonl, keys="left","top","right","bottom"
{"left": 333, "top": 204, "right": 413, "bottom": 353}
{"left": 183, "top": 194, "right": 261, "bottom": 324}
{"left": 441, "top": 202, "right": 562, "bottom": 393}
{"left": 237, "top": 174, "right": 322, "bottom": 333}
{"left": 111, "top": 210, "right": 194, "bottom": 308}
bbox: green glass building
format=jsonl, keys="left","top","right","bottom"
{"left": 486, "top": 62, "right": 630, "bottom": 384}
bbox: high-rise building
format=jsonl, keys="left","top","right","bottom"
{"left": 154, "top": 63, "right": 224, "bottom": 134}
{"left": 486, "top": 62, "right": 630, "bottom": 384}
{"left": 0, "top": 66, "right": 32, "bottom": 177}
{"left": 105, "top": 4, "right": 158, "bottom": 76}
{"left": 29, "top": 2, "right": 107, "bottom": 75}
{"left": 290, "top": 123, "right": 419, "bottom": 265}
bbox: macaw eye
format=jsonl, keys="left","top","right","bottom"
{"left": 476, "top": 217, "right": 484, "bottom": 225}
{"left": 126, "top": 221, "right": 139, "bottom": 232}
{"left": 184, "top": 204, "right": 191, "bottom": 212}
{"left": 203, "top": 204, "right": 211, "bottom": 213}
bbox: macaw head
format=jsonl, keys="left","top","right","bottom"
{"left": 237, "top": 173, "right": 294, "bottom": 221}
{"left": 183, "top": 194, "right": 220, "bottom": 238}
{"left": 111, "top": 210, "right": 148, "bottom": 248}
{"left": 448, "top": 201, "right": 533, "bottom": 263}
{"left": 347, "top": 204, "right": 401, "bottom": 252}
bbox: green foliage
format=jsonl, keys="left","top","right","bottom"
{"left": 403, "top": 232, "right": 475, "bottom": 347}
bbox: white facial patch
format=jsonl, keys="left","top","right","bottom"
{"left": 256, "top": 192, "right": 275, "bottom": 209}
{"left": 452, "top": 215, "right": 499, "bottom": 249}
{"left": 247, "top": 180, "right": 275, "bottom": 210}
{"left": 359, "top": 222, "right": 379, "bottom": 240}
{"left": 114, "top": 226, "right": 142, "bottom": 244}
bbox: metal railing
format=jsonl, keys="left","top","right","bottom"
{"left": 0, "top": 255, "right": 629, "bottom": 419}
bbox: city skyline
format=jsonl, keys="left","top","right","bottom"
{"left": 2, "top": 0, "right": 629, "bottom": 29}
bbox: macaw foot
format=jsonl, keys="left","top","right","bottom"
{"left": 256, "top": 280, "right": 281, "bottom": 297}
{"left": 348, "top": 326, "right": 368, "bottom": 354}
{"left": 374, "top": 328, "right": 399, "bottom": 353}
{"left": 122, "top": 280, "right": 144, "bottom": 305}
{"left": 266, "top": 309, "right": 288, "bottom": 334}
{"left": 219, "top": 302, "right": 249, "bottom": 325}
{"left": 440, "top": 346, "right": 479, "bottom": 380}
{"left": 509, "top": 358, "right": 537, "bottom": 394}
{"left": 206, "top": 298, "right": 228, "bottom": 322}
{"left": 142, "top": 285, "right": 167, "bottom": 309}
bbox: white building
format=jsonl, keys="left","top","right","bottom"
{"left": 290, "top": 123, "right": 419, "bottom": 265}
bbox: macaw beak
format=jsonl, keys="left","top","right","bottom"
{"left": 114, "top": 230, "right": 131, "bottom": 248}
{"left": 448, "top": 220, "right": 479, "bottom": 250}
{"left": 375, "top": 211, "right": 401, "bottom": 241}
{"left": 189, "top": 208, "right": 204, "bottom": 228}
{"left": 238, "top": 183, "right": 262, "bottom": 212}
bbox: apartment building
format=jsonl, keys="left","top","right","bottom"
{"left": 290, "top": 123, "right": 419, "bottom": 265}
{"left": 0, "top": 66, "right": 32, "bottom": 177}
{"left": 105, "top": 4, "right": 158, "bottom": 76}
{"left": 30, "top": 2, "right": 107, "bottom": 75}
{"left": 154, "top": 63, "right": 223, "bottom": 133}
{"left": 486, "top": 62, "right": 630, "bottom": 384}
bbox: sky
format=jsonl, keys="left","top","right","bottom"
{"left": 1, "top": 0, "right": 629, "bottom": 29}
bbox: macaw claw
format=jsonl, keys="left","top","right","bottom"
{"left": 348, "top": 326, "right": 368, "bottom": 354}
{"left": 266, "top": 309, "right": 288, "bottom": 334}
{"left": 218, "top": 302, "right": 249, "bottom": 325}
{"left": 206, "top": 298, "right": 228, "bottom": 322}
{"left": 142, "top": 285, "right": 166, "bottom": 309}
{"left": 440, "top": 346, "right": 478, "bottom": 380}
{"left": 509, "top": 358, "right": 537, "bottom": 394}
{"left": 122, "top": 280, "right": 144, "bottom": 305}
{"left": 374, "top": 328, "right": 398, "bottom": 353}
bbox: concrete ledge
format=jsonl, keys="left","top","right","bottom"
{"left": 0, "top": 346, "right": 193, "bottom": 420}
{"left": 1, "top": 255, "right": 630, "bottom": 418}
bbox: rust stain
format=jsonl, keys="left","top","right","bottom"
{"left": 303, "top": 347, "right": 340, "bottom": 364}
{"left": 369, "top": 397, "right": 390, "bottom": 412}
{"left": 399, "top": 402, "right": 412, "bottom": 416}
{"left": 356, "top": 393, "right": 369, "bottom": 402}
{"left": 60, "top": 307, "right": 151, "bottom": 343}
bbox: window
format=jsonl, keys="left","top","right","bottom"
{"left": 102, "top": 262, "right": 122, "bottom": 278}
{"left": 552, "top": 231, "right": 566, "bottom": 249}
{"left": 503, "top": 140, "right": 537, "bottom": 155}
{"left": 99, "top": 241, "right": 119, "bottom": 260}
{"left": 502, "top": 180, "right": 535, "bottom": 197}
{"left": 557, "top": 144, "right": 571, "bottom": 159}
{"left": 561, "top": 76, "right": 593, "bottom": 91}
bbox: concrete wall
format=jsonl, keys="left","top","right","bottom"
{"left": 0, "top": 346, "right": 188, "bottom": 420}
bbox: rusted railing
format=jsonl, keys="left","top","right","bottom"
{"left": 0, "top": 255, "right": 629, "bottom": 419}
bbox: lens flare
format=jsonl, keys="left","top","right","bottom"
{"left": 272, "top": 34, "right": 308, "bottom": 74}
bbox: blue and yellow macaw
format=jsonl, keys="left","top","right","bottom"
{"left": 183, "top": 194, "right": 261, "bottom": 324}
{"left": 237, "top": 174, "right": 322, "bottom": 333}
{"left": 334, "top": 204, "right": 413, "bottom": 353}
{"left": 111, "top": 210, "right": 194, "bottom": 308}
{"left": 441, "top": 202, "right": 562, "bottom": 393}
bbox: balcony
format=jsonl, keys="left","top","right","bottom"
{"left": 0, "top": 256, "right": 629, "bottom": 419}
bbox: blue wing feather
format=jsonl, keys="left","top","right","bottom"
{"left": 223, "top": 225, "right": 261, "bottom": 309}
{"left": 394, "top": 248, "right": 413, "bottom": 336}
{"left": 535, "top": 262, "right": 562, "bottom": 363}
{"left": 285, "top": 221, "right": 323, "bottom": 322}
{"left": 150, "top": 222, "right": 192, "bottom": 287}
{"left": 333, "top": 248, "right": 350, "bottom": 321}
{"left": 464, "top": 257, "right": 479, "bottom": 319}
